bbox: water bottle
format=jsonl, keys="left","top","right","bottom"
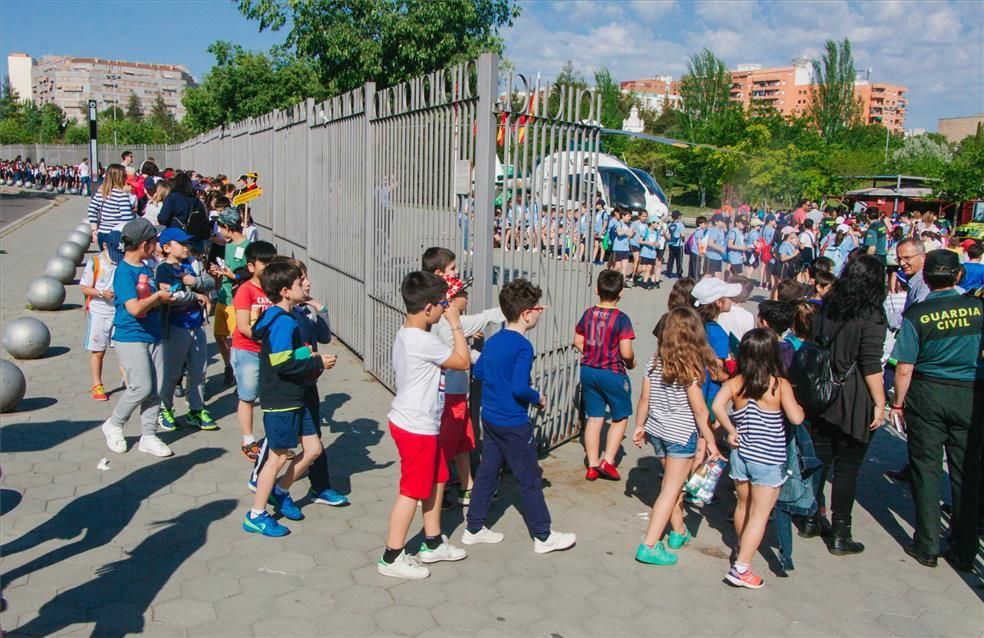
{"left": 684, "top": 463, "right": 709, "bottom": 497}
{"left": 135, "top": 274, "right": 151, "bottom": 318}
{"left": 696, "top": 459, "right": 726, "bottom": 504}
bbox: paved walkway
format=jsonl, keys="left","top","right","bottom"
{"left": 0, "top": 197, "right": 981, "bottom": 637}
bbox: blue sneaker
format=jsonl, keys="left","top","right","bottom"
{"left": 242, "top": 511, "right": 290, "bottom": 537}
{"left": 247, "top": 477, "right": 257, "bottom": 493}
{"left": 268, "top": 489, "right": 304, "bottom": 521}
{"left": 309, "top": 488, "right": 349, "bottom": 507}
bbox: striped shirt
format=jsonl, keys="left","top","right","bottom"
{"left": 88, "top": 189, "right": 136, "bottom": 233}
{"left": 732, "top": 398, "right": 787, "bottom": 465}
{"left": 575, "top": 306, "right": 634, "bottom": 373}
{"left": 643, "top": 356, "right": 697, "bottom": 445}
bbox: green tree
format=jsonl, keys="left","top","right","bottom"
{"left": 0, "top": 75, "right": 23, "bottom": 120}
{"left": 936, "top": 128, "right": 984, "bottom": 202}
{"left": 237, "top": 0, "right": 520, "bottom": 95}
{"left": 679, "top": 48, "right": 734, "bottom": 142}
{"left": 891, "top": 134, "right": 953, "bottom": 177}
{"left": 182, "top": 41, "right": 321, "bottom": 133}
{"left": 125, "top": 91, "right": 144, "bottom": 121}
{"left": 808, "top": 38, "right": 862, "bottom": 142}
{"left": 546, "top": 60, "right": 586, "bottom": 117}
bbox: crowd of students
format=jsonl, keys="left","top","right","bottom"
{"left": 1, "top": 156, "right": 92, "bottom": 194}
{"left": 74, "top": 155, "right": 981, "bottom": 591}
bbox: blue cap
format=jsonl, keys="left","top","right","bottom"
{"left": 104, "top": 230, "right": 125, "bottom": 264}
{"left": 158, "top": 227, "right": 194, "bottom": 246}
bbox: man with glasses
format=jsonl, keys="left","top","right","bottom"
{"left": 897, "top": 238, "right": 928, "bottom": 311}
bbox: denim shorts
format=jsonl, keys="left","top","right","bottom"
{"left": 729, "top": 450, "right": 787, "bottom": 487}
{"left": 231, "top": 348, "right": 260, "bottom": 402}
{"left": 648, "top": 430, "right": 698, "bottom": 459}
{"left": 263, "top": 405, "right": 318, "bottom": 450}
{"left": 580, "top": 366, "right": 632, "bottom": 421}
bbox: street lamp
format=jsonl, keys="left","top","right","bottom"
{"left": 105, "top": 71, "right": 121, "bottom": 145}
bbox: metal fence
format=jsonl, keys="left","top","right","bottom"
{"left": 0, "top": 54, "right": 601, "bottom": 450}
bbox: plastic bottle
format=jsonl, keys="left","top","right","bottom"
{"left": 696, "top": 459, "right": 726, "bottom": 504}
{"left": 135, "top": 274, "right": 151, "bottom": 318}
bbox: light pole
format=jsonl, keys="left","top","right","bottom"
{"left": 883, "top": 105, "right": 896, "bottom": 165}
{"left": 105, "top": 71, "right": 121, "bottom": 145}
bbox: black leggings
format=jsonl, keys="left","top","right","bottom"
{"left": 810, "top": 418, "right": 870, "bottom": 518}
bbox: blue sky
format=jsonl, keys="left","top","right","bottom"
{"left": 2, "top": 0, "right": 981, "bottom": 131}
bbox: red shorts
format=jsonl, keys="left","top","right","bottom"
{"left": 389, "top": 421, "right": 449, "bottom": 500}
{"left": 438, "top": 394, "right": 475, "bottom": 457}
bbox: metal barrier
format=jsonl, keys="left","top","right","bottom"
{"left": 0, "top": 53, "right": 600, "bottom": 450}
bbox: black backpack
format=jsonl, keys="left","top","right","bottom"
{"left": 788, "top": 315, "right": 856, "bottom": 416}
{"left": 182, "top": 203, "right": 212, "bottom": 241}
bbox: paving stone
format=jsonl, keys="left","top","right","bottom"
{"left": 332, "top": 584, "right": 393, "bottom": 614}
{"left": 875, "top": 612, "right": 940, "bottom": 638}
{"left": 373, "top": 604, "right": 437, "bottom": 636}
{"left": 275, "top": 588, "right": 334, "bottom": 618}
{"left": 252, "top": 616, "right": 321, "bottom": 637}
{"left": 152, "top": 598, "right": 216, "bottom": 628}
{"left": 180, "top": 574, "right": 242, "bottom": 603}
{"left": 186, "top": 619, "right": 254, "bottom": 637}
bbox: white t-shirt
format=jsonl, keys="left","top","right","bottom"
{"left": 145, "top": 201, "right": 164, "bottom": 225}
{"left": 79, "top": 162, "right": 90, "bottom": 178}
{"left": 799, "top": 230, "right": 815, "bottom": 249}
{"left": 716, "top": 306, "right": 755, "bottom": 345}
{"left": 388, "top": 327, "right": 452, "bottom": 435}
{"left": 80, "top": 252, "right": 117, "bottom": 317}
{"left": 431, "top": 307, "right": 505, "bottom": 395}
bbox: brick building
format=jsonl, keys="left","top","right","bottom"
{"left": 937, "top": 114, "right": 984, "bottom": 144}
{"left": 619, "top": 76, "right": 682, "bottom": 115}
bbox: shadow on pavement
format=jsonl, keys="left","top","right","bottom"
{"left": 13, "top": 498, "right": 237, "bottom": 637}
{"left": 0, "top": 488, "right": 23, "bottom": 516}
{"left": 0, "top": 417, "right": 97, "bottom": 452}
{"left": 0, "top": 447, "right": 225, "bottom": 589}
{"left": 320, "top": 392, "right": 392, "bottom": 495}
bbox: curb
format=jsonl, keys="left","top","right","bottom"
{"left": 0, "top": 197, "right": 66, "bottom": 238}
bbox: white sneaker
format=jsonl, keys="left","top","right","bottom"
{"left": 461, "top": 527, "right": 505, "bottom": 545}
{"left": 138, "top": 434, "right": 173, "bottom": 457}
{"left": 533, "top": 530, "right": 576, "bottom": 554}
{"left": 418, "top": 535, "right": 467, "bottom": 564}
{"left": 377, "top": 550, "right": 430, "bottom": 579}
{"left": 101, "top": 420, "right": 127, "bottom": 454}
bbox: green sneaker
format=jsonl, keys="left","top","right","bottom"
{"left": 668, "top": 529, "right": 692, "bottom": 550}
{"left": 457, "top": 489, "right": 472, "bottom": 506}
{"left": 186, "top": 408, "right": 218, "bottom": 431}
{"left": 157, "top": 407, "right": 178, "bottom": 432}
{"left": 635, "top": 542, "right": 678, "bottom": 566}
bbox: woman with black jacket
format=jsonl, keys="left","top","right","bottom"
{"left": 806, "top": 255, "right": 888, "bottom": 555}
{"left": 158, "top": 172, "right": 206, "bottom": 230}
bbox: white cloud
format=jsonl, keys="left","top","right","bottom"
{"left": 504, "top": 0, "right": 984, "bottom": 129}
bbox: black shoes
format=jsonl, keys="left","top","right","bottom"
{"left": 828, "top": 515, "right": 864, "bottom": 556}
{"left": 798, "top": 513, "right": 833, "bottom": 539}
{"left": 904, "top": 543, "right": 937, "bottom": 568}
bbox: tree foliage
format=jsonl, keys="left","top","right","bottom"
{"left": 891, "top": 134, "right": 954, "bottom": 177}
{"left": 679, "top": 48, "right": 734, "bottom": 143}
{"left": 936, "top": 128, "right": 984, "bottom": 201}
{"left": 125, "top": 92, "right": 144, "bottom": 122}
{"left": 809, "top": 38, "right": 862, "bottom": 143}
{"left": 237, "top": 0, "right": 520, "bottom": 95}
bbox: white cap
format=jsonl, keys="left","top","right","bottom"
{"left": 836, "top": 223, "right": 851, "bottom": 233}
{"left": 692, "top": 277, "right": 743, "bottom": 306}
{"left": 835, "top": 216, "right": 845, "bottom": 224}
{"left": 781, "top": 225, "right": 797, "bottom": 236}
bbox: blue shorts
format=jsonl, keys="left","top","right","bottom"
{"left": 263, "top": 405, "right": 318, "bottom": 450}
{"left": 580, "top": 366, "right": 632, "bottom": 421}
{"left": 231, "top": 348, "right": 259, "bottom": 402}
{"left": 729, "top": 450, "right": 787, "bottom": 487}
{"left": 705, "top": 259, "right": 723, "bottom": 273}
{"left": 648, "top": 431, "right": 698, "bottom": 459}
{"left": 613, "top": 250, "right": 631, "bottom": 262}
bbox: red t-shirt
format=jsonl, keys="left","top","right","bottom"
{"left": 231, "top": 280, "right": 271, "bottom": 353}
{"left": 575, "top": 306, "right": 635, "bottom": 373}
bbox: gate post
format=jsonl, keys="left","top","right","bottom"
{"left": 473, "top": 53, "right": 499, "bottom": 311}
{"left": 362, "top": 82, "right": 377, "bottom": 373}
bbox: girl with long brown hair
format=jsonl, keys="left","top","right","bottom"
{"left": 87, "top": 163, "right": 136, "bottom": 249}
{"left": 631, "top": 307, "right": 723, "bottom": 566}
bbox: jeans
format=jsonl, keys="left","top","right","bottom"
{"left": 110, "top": 341, "right": 163, "bottom": 436}
{"left": 810, "top": 418, "right": 870, "bottom": 518}
{"left": 666, "top": 245, "right": 683, "bottom": 277}
{"left": 81, "top": 176, "right": 91, "bottom": 196}
{"left": 774, "top": 509, "right": 796, "bottom": 571}
{"left": 160, "top": 325, "right": 207, "bottom": 411}
{"left": 467, "top": 420, "right": 551, "bottom": 538}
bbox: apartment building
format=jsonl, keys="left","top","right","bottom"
{"left": 7, "top": 53, "right": 196, "bottom": 122}
{"left": 619, "top": 76, "right": 682, "bottom": 115}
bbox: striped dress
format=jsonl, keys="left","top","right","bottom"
{"left": 731, "top": 398, "right": 786, "bottom": 465}
{"left": 87, "top": 188, "right": 136, "bottom": 233}
{"left": 643, "top": 356, "right": 697, "bottom": 445}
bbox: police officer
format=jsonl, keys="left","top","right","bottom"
{"left": 891, "top": 250, "right": 984, "bottom": 572}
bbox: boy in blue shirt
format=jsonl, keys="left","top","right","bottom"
{"left": 462, "top": 279, "right": 576, "bottom": 554}
{"left": 704, "top": 214, "right": 727, "bottom": 278}
{"left": 100, "top": 218, "right": 175, "bottom": 458}
{"left": 242, "top": 261, "right": 335, "bottom": 537}
{"left": 666, "top": 210, "right": 686, "bottom": 278}
{"left": 611, "top": 209, "right": 634, "bottom": 285}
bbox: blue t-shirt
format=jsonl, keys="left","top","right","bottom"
{"left": 762, "top": 225, "right": 776, "bottom": 245}
{"left": 593, "top": 211, "right": 608, "bottom": 234}
{"left": 838, "top": 234, "right": 858, "bottom": 262}
{"left": 639, "top": 227, "right": 657, "bottom": 259}
{"left": 705, "top": 227, "right": 725, "bottom": 261}
{"left": 745, "top": 228, "right": 760, "bottom": 248}
{"left": 726, "top": 228, "right": 745, "bottom": 265}
{"left": 113, "top": 260, "right": 162, "bottom": 343}
{"left": 668, "top": 221, "right": 685, "bottom": 246}
{"left": 155, "top": 259, "right": 205, "bottom": 330}
{"left": 612, "top": 220, "right": 631, "bottom": 252}
{"left": 778, "top": 241, "right": 797, "bottom": 261}
{"left": 474, "top": 329, "right": 540, "bottom": 427}
{"left": 702, "top": 321, "right": 729, "bottom": 405}
{"left": 629, "top": 220, "right": 646, "bottom": 248}
{"left": 961, "top": 263, "right": 984, "bottom": 291}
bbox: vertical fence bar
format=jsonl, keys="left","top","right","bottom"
{"left": 473, "top": 53, "right": 498, "bottom": 312}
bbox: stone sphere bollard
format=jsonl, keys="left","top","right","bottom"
{"left": 56, "top": 241, "right": 86, "bottom": 266}
{"left": 44, "top": 255, "right": 77, "bottom": 284}
{"left": 2, "top": 317, "right": 51, "bottom": 360}
{"left": 0, "top": 360, "right": 27, "bottom": 413}
{"left": 26, "top": 276, "right": 66, "bottom": 311}
{"left": 75, "top": 222, "right": 93, "bottom": 235}
{"left": 68, "top": 230, "right": 92, "bottom": 249}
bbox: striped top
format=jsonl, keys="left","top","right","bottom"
{"left": 732, "top": 398, "right": 787, "bottom": 465}
{"left": 643, "top": 356, "right": 698, "bottom": 445}
{"left": 575, "top": 306, "right": 635, "bottom": 373}
{"left": 88, "top": 189, "right": 136, "bottom": 233}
